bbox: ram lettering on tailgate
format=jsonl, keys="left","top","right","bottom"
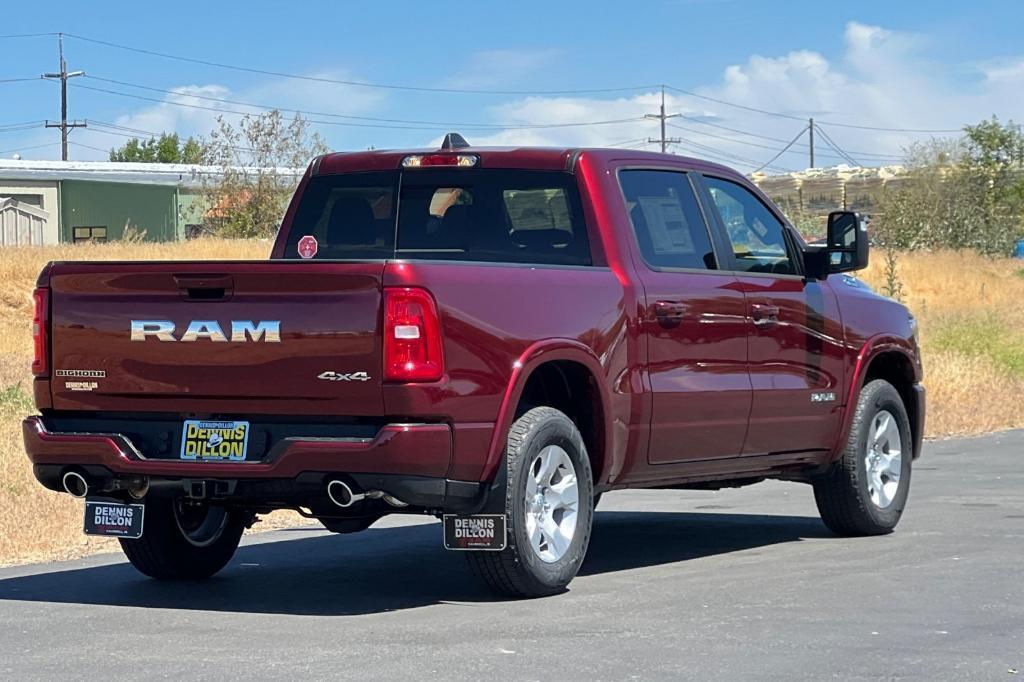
{"left": 130, "top": 320, "right": 281, "bottom": 342}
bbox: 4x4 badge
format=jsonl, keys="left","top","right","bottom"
{"left": 317, "top": 371, "right": 371, "bottom": 382}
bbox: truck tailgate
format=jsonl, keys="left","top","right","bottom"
{"left": 46, "top": 261, "right": 385, "bottom": 415}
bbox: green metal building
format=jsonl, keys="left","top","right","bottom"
{"left": 60, "top": 180, "right": 183, "bottom": 243}
{"left": 0, "top": 160, "right": 300, "bottom": 246}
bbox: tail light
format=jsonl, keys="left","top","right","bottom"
{"left": 31, "top": 287, "right": 49, "bottom": 376}
{"left": 384, "top": 287, "right": 444, "bottom": 382}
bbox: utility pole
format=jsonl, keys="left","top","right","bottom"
{"left": 808, "top": 118, "right": 815, "bottom": 168}
{"left": 645, "top": 86, "right": 681, "bottom": 153}
{"left": 43, "top": 33, "right": 86, "bottom": 161}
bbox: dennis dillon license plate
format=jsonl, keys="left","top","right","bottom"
{"left": 180, "top": 420, "right": 250, "bottom": 461}
{"left": 443, "top": 514, "right": 507, "bottom": 551}
{"left": 84, "top": 500, "right": 144, "bottom": 539}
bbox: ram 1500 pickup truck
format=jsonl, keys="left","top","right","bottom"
{"left": 24, "top": 135, "right": 925, "bottom": 597}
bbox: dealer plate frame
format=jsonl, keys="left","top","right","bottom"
{"left": 180, "top": 419, "right": 251, "bottom": 462}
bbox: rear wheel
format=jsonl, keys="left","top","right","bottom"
{"left": 813, "top": 379, "right": 913, "bottom": 536}
{"left": 466, "top": 406, "right": 594, "bottom": 598}
{"left": 120, "top": 498, "right": 245, "bottom": 579}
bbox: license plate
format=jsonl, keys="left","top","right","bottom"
{"left": 84, "top": 500, "right": 144, "bottom": 539}
{"left": 443, "top": 514, "right": 507, "bottom": 551}
{"left": 180, "top": 420, "right": 250, "bottom": 461}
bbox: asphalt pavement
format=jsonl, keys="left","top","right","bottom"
{"left": 1, "top": 431, "right": 1021, "bottom": 680}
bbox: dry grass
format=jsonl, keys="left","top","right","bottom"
{"left": 0, "top": 242, "right": 1022, "bottom": 565}
{"left": 0, "top": 240, "right": 274, "bottom": 566}
{"left": 860, "top": 250, "right": 1024, "bottom": 437}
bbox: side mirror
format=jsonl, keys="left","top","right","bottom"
{"left": 825, "top": 211, "right": 869, "bottom": 273}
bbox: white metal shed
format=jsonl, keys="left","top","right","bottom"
{"left": 0, "top": 197, "right": 50, "bottom": 246}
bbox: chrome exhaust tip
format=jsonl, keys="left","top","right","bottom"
{"left": 124, "top": 476, "right": 150, "bottom": 500}
{"left": 326, "top": 479, "right": 364, "bottom": 508}
{"left": 62, "top": 471, "right": 88, "bottom": 499}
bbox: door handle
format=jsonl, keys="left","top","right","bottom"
{"left": 751, "top": 303, "right": 780, "bottom": 327}
{"left": 174, "top": 274, "right": 234, "bottom": 301}
{"left": 652, "top": 300, "right": 688, "bottom": 326}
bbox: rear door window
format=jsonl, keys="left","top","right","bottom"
{"left": 618, "top": 169, "right": 717, "bottom": 270}
{"left": 285, "top": 169, "right": 591, "bottom": 266}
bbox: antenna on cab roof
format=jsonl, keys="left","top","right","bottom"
{"left": 441, "top": 132, "right": 470, "bottom": 150}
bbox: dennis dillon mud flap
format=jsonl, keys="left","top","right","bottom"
{"left": 84, "top": 499, "right": 144, "bottom": 539}
{"left": 443, "top": 514, "right": 507, "bottom": 551}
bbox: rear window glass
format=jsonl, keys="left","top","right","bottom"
{"left": 284, "top": 170, "right": 591, "bottom": 266}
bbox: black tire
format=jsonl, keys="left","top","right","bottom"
{"left": 813, "top": 379, "right": 913, "bottom": 536}
{"left": 119, "top": 498, "right": 245, "bottom": 580}
{"left": 467, "top": 406, "right": 594, "bottom": 598}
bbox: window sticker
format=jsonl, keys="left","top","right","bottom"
{"left": 297, "top": 235, "right": 318, "bottom": 259}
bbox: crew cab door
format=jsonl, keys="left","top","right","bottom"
{"left": 697, "top": 174, "right": 846, "bottom": 455}
{"left": 618, "top": 168, "right": 752, "bottom": 464}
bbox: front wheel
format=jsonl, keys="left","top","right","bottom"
{"left": 467, "top": 406, "right": 594, "bottom": 598}
{"left": 120, "top": 498, "right": 245, "bottom": 579}
{"left": 813, "top": 379, "right": 913, "bottom": 536}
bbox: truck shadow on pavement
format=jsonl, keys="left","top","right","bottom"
{"left": 0, "top": 511, "right": 831, "bottom": 616}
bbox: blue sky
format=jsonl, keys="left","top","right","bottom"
{"left": 2, "top": 0, "right": 1023, "bottom": 171}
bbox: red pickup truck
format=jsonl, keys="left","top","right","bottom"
{"left": 24, "top": 136, "right": 924, "bottom": 597}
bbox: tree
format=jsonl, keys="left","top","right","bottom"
{"left": 961, "top": 116, "right": 1024, "bottom": 253}
{"left": 109, "top": 132, "right": 206, "bottom": 163}
{"left": 201, "top": 110, "right": 328, "bottom": 239}
{"left": 877, "top": 117, "right": 1024, "bottom": 255}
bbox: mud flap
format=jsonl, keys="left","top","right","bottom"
{"left": 443, "top": 514, "right": 507, "bottom": 551}
{"left": 83, "top": 498, "right": 144, "bottom": 539}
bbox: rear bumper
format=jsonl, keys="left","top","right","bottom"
{"left": 23, "top": 416, "right": 485, "bottom": 511}
{"left": 24, "top": 416, "right": 452, "bottom": 478}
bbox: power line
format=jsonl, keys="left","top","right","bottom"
{"left": 0, "top": 32, "right": 59, "bottom": 39}
{"left": 813, "top": 123, "right": 862, "bottom": 167}
{"left": 0, "top": 142, "right": 57, "bottom": 155}
{"left": 672, "top": 114, "right": 903, "bottom": 159}
{"left": 54, "top": 32, "right": 965, "bottom": 133}
{"left": 73, "top": 78, "right": 910, "bottom": 165}
{"left": 666, "top": 119, "right": 902, "bottom": 166}
{"left": 670, "top": 136, "right": 792, "bottom": 173}
{"left": 68, "top": 140, "right": 111, "bottom": 154}
{"left": 663, "top": 84, "right": 961, "bottom": 134}
{"left": 81, "top": 75, "right": 648, "bottom": 130}
{"left": 71, "top": 81, "right": 648, "bottom": 132}
{"left": 64, "top": 33, "right": 656, "bottom": 96}
{"left": 603, "top": 137, "right": 650, "bottom": 148}
{"left": 0, "top": 77, "right": 42, "bottom": 84}
{"left": 86, "top": 119, "right": 258, "bottom": 154}
{"left": 0, "top": 120, "right": 46, "bottom": 132}
{"left": 752, "top": 125, "right": 810, "bottom": 173}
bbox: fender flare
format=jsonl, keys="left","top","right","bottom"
{"left": 480, "top": 339, "right": 614, "bottom": 483}
{"left": 831, "top": 334, "right": 921, "bottom": 460}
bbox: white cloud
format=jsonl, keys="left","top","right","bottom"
{"left": 461, "top": 21, "right": 1024, "bottom": 172}
{"left": 114, "top": 84, "right": 233, "bottom": 140}
{"left": 71, "top": 72, "right": 387, "bottom": 160}
{"left": 49, "top": 22, "right": 1024, "bottom": 171}
{"left": 980, "top": 58, "right": 1024, "bottom": 84}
